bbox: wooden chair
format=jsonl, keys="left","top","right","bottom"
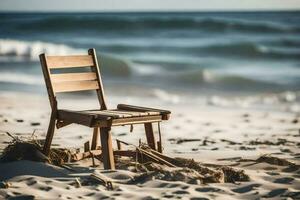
{"left": 39, "top": 48, "right": 171, "bottom": 169}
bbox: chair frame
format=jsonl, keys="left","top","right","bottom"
{"left": 39, "top": 48, "right": 170, "bottom": 169}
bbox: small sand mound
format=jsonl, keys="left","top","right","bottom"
{"left": 0, "top": 132, "right": 73, "bottom": 166}
{"left": 0, "top": 133, "right": 48, "bottom": 163}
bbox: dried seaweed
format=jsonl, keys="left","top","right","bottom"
{"left": 115, "top": 144, "right": 249, "bottom": 184}
{"left": 255, "top": 155, "right": 297, "bottom": 167}
{"left": 0, "top": 133, "right": 251, "bottom": 185}
{"left": 220, "top": 166, "right": 250, "bottom": 182}
{"left": 249, "top": 138, "right": 295, "bottom": 146}
{"left": 0, "top": 132, "right": 73, "bottom": 166}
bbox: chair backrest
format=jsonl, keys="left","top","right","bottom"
{"left": 39, "top": 48, "right": 107, "bottom": 110}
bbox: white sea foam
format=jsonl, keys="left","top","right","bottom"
{"left": 152, "top": 89, "right": 180, "bottom": 104}
{"left": 0, "top": 39, "right": 83, "bottom": 60}
{"left": 0, "top": 72, "right": 43, "bottom": 85}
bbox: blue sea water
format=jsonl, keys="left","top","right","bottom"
{"left": 0, "top": 12, "right": 300, "bottom": 95}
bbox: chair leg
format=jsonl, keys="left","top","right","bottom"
{"left": 43, "top": 112, "right": 56, "bottom": 156}
{"left": 144, "top": 123, "right": 156, "bottom": 150}
{"left": 100, "top": 127, "right": 115, "bottom": 170}
{"left": 91, "top": 127, "right": 99, "bottom": 150}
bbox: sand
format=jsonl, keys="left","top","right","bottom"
{"left": 0, "top": 91, "right": 299, "bottom": 199}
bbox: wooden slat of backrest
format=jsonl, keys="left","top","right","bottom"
{"left": 39, "top": 53, "right": 57, "bottom": 108}
{"left": 51, "top": 72, "right": 97, "bottom": 83}
{"left": 53, "top": 80, "right": 100, "bottom": 93}
{"left": 47, "top": 55, "right": 94, "bottom": 69}
{"left": 88, "top": 48, "right": 108, "bottom": 110}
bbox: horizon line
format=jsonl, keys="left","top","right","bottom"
{"left": 1, "top": 9, "right": 300, "bottom": 14}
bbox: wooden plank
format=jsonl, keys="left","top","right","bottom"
{"left": 84, "top": 141, "right": 90, "bottom": 152}
{"left": 113, "top": 150, "right": 136, "bottom": 157}
{"left": 51, "top": 72, "right": 97, "bottom": 83}
{"left": 90, "top": 173, "right": 114, "bottom": 190}
{"left": 111, "top": 109, "right": 151, "bottom": 117}
{"left": 100, "top": 127, "right": 115, "bottom": 170}
{"left": 72, "top": 150, "right": 102, "bottom": 161}
{"left": 56, "top": 120, "right": 72, "bottom": 129}
{"left": 116, "top": 139, "right": 122, "bottom": 150}
{"left": 53, "top": 80, "right": 99, "bottom": 93}
{"left": 39, "top": 53, "right": 57, "bottom": 109}
{"left": 43, "top": 108, "right": 57, "bottom": 156}
{"left": 144, "top": 123, "right": 156, "bottom": 150}
{"left": 88, "top": 49, "right": 108, "bottom": 110}
{"left": 84, "top": 110, "right": 121, "bottom": 119}
{"left": 57, "top": 110, "right": 98, "bottom": 127}
{"left": 47, "top": 55, "right": 94, "bottom": 69}
{"left": 117, "top": 104, "right": 171, "bottom": 120}
{"left": 117, "top": 109, "right": 160, "bottom": 116}
{"left": 117, "top": 104, "right": 171, "bottom": 115}
{"left": 110, "top": 115, "right": 162, "bottom": 127}
{"left": 91, "top": 128, "right": 99, "bottom": 150}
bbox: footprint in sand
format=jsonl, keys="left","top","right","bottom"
{"left": 196, "top": 187, "right": 224, "bottom": 193}
{"left": 26, "top": 180, "right": 37, "bottom": 186}
{"left": 262, "top": 188, "right": 287, "bottom": 198}
{"left": 265, "top": 171, "right": 280, "bottom": 176}
{"left": 232, "top": 183, "right": 261, "bottom": 193}
{"left": 85, "top": 192, "right": 95, "bottom": 196}
{"left": 274, "top": 177, "right": 294, "bottom": 184}
{"left": 173, "top": 190, "right": 190, "bottom": 195}
{"left": 39, "top": 186, "right": 52, "bottom": 191}
{"left": 10, "top": 195, "right": 35, "bottom": 200}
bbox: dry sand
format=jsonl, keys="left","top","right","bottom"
{"left": 0, "top": 91, "right": 299, "bottom": 199}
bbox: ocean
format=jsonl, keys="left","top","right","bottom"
{"left": 0, "top": 12, "right": 300, "bottom": 100}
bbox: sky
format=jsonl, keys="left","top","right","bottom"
{"left": 1, "top": 0, "right": 300, "bottom": 12}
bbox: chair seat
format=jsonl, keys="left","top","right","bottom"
{"left": 57, "top": 104, "right": 171, "bottom": 127}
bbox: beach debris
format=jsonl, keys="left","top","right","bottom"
{"left": 248, "top": 138, "right": 295, "bottom": 146}
{"left": 114, "top": 142, "right": 249, "bottom": 184}
{"left": 239, "top": 146, "right": 256, "bottom": 150}
{"left": 199, "top": 138, "right": 216, "bottom": 146}
{"left": 0, "top": 132, "right": 49, "bottom": 163}
{"left": 90, "top": 173, "right": 114, "bottom": 190}
{"left": 220, "top": 139, "right": 242, "bottom": 145}
{"left": 168, "top": 138, "right": 201, "bottom": 144}
{"left": 217, "top": 157, "right": 242, "bottom": 161}
{"left": 49, "top": 148, "right": 73, "bottom": 166}
{"left": 0, "top": 133, "right": 251, "bottom": 185}
{"left": 73, "top": 178, "right": 82, "bottom": 188}
{"left": 30, "top": 122, "right": 40, "bottom": 126}
{"left": 220, "top": 166, "right": 250, "bottom": 183}
{"left": 255, "top": 155, "right": 297, "bottom": 167}
{"left": 15, "top": 119, "right": 24, "bottom": 123}
{"left": 0, "top": 132, "right": 75, "bottom": 166}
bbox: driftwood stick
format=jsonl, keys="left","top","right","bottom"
{"left": 137, "top": 147, "right": 176, "bottom": 167}
{"left": 116, "top": 139, "right": 122, "bottom": 150}
{"left": 147, "top": 148, "right": 179, "bottom": 165}
{"left": 90, "top": 173, "right": 114, "bottom": 190}
{"left": 115, "top": 139, "right": 176, "bottom": 167}
{"left": 84, "top": 141, "right": 90, "bottom": 152}
{"left": 72, "top": 150, "right": 102, "bottom": 161}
